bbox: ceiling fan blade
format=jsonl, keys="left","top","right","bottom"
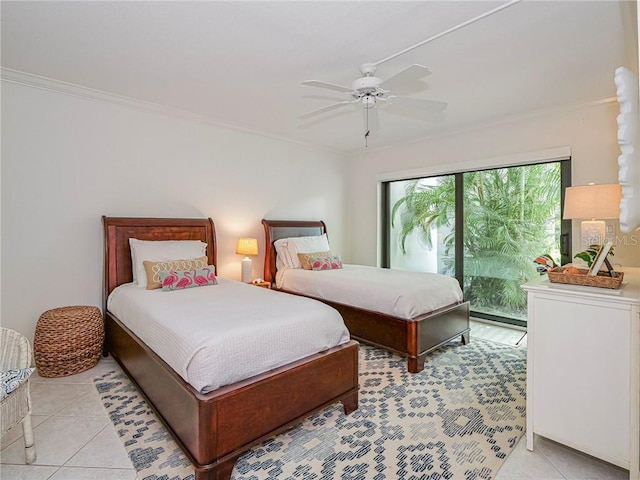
{"left": 302, "top": 80, "right": 354, "bottom": 94}
{"left": 379, "top": 64, "right": 431, "bottom": 89}
{"left": 298, "top": 100, "right": 357, "bottom": 119}
{"left": 362, "top": 107, "right": 380, "bottom": 133}
{"left": 387, "top": 95, "right": 447, "bottom": 112}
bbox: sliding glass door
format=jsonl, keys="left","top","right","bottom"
{"left": 383, "top": 160, "right": 570, "bottom": 326}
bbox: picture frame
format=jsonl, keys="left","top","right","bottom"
{"left": 587, "top": 240, "right": 613, "bottom": 276}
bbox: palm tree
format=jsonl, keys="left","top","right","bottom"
{"left": 392, "top": 163, "right": 561, "bottom": 318}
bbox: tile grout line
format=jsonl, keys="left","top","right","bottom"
{"left": 61, "top": 423, "right": 112, "bottom": 469}
{"left": 0, "top": 411, "right": 54, "bottom": 454}
{"left": 537, "top": 445, "right": 572, "bottom": 480}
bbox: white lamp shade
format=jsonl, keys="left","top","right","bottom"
{"left": 563, "top": 184, "right": 622, "bottom": 220}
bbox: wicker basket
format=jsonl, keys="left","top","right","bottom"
{"left": 547, "top": 267, "right": 624, "bottom": 289}
{"left": 34, "top": 306, "right": 104, "bottom": 378}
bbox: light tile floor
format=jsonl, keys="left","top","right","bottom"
{"left": 0, "top": 321, "right": 629, "bottom": 480}
{"left": 0, "top": 356, "right": 136, "bottom": 480}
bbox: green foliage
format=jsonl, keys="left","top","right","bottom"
{"left": 574, "top": 244, "right": 615, "bottom": 267}
{"left": 392, "top": 163, "right": 561, "bottom": 318}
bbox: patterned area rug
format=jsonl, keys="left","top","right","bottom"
{"left": 94, "top": 339, "right": 526, "bottom": 480}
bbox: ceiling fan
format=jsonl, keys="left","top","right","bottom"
{"left": 297, "top": 1, "right": 522, "bottom": 146}
{"left": 299, "top": 62, "right": 447, "bottom": 141}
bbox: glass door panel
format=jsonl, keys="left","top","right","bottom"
{"left": 462, "top": 164, "right": 561, "bottom": 323}
{"left": 389, "top": 175, "right": 455, "bottom": 275}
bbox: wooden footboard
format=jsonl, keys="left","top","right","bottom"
{"left": 286, "top": 295, "right": 470, "bottom": 373}
{"left": 105, "top": 312, "right": 359, "bottom": 480}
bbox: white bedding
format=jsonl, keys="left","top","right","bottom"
{"left": 107, "top": 278, "right": 350, "bottom": 393}
{"left": 276, "top": 265, "right": 463, "bottom": 319}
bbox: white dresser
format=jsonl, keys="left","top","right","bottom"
{"left": 522, "top": 267, "right": 640, "bottom": 479}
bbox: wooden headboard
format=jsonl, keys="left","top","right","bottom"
{"left": 102, "top": 216, "right": 216, "bottom": 311}
{"left": 261, "top": 219, "right": 326, "bottom": 285}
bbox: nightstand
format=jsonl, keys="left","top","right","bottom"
{"left": 251, "top": 281, "right": 271, "bottom": 289}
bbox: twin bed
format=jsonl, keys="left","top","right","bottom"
{"left": 262, "top": 219, "right": 470, "bottom": 374}
{"left": 102, "top": 217, "right": 359, "bottom": 480}
{"left": 102, "top": 216, "right": 470, "bottom": 479}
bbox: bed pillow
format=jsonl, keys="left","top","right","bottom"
{"left": 130, "top": 239, "right": 207, "bottom": 287}
{"left": 159, "top": 267, "right": 217, "bottom": 291}
{"left": 284, "top": 234, "right": 331, "bottom": 269}
{"left": 274, "top": 238, "right": 293, "bottom": 270}
{"left": 297, "top": 251, "right": 332, "bottom": 270}
{"left": 143, "top": 257, "right": 209, "bottom": 290}
{"left": 309, "top": 254, "right": 343, "bottom": 271}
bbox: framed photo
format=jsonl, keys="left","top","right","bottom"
{"left": 587, "top": 240, "right": 612, "bottom": 276}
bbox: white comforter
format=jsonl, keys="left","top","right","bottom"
{"left": 276, "top": 264, "right": 463, "bottom": 319}
{"left": 107, "top": 278, "right": 350, "bottom": 393}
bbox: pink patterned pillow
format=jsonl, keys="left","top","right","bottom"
{"left": 159, "top": 267, "right": 217, "bottom": 291}
{"left": 309, "top": 255, "right": 343, "bottom": 271}
{"left": 297, "top": 251, "right": 332, "bottom": 270}
{"left": 143, "top": 257, "right": 208, "bottom": 290}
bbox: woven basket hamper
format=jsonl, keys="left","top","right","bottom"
{"left": 34, "top": 306, "right": 104, "bottom": 378}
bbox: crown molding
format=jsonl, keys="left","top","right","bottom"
{"left": 1, "top": 68, "right": 343, "bottom": 156}
{"left": 1, "top": 67, "right": 192, "bottom": 115}
{"left": 3, "top": 68, "right": 618, "bottom": 159}
{"left": 408, "top": 95, "right": 619, "bottom": 147}
{"left": 353, "top": 95, "right": 619, "bottom": 157}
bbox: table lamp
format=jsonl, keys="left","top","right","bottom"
{"left": 563, "top": 183, "right": 621, "bottom": 246}
{"left": 236, "top": 238, "right": 258, "bottom": 283}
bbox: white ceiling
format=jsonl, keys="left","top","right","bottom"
{"left": 1, "top": 1, "right": 635, "bottom": 154}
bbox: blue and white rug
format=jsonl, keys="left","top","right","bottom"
{"left": 94, "top": 339, "right": 526, "bottom": 480}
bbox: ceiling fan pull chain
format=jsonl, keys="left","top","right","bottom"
{"left": 365, "top": 98, "right": 370, "bottom": 147}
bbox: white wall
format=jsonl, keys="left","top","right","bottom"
{"left": 346, "top": 100, "right": 640, "bottom": 269}
{"left": 1, "top": 81, "right": 347, "bottom": 344}
{"left": 5, "top": 82, "right": 639, "bottom": 346}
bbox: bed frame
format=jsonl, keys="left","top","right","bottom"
{"left": 102, "top": 216, "right": 359, "bottom": 480}
{"left": 262, "top": 219, "right": 470, "bottom": 374}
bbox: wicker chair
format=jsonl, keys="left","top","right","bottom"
{"left": 0, "top": 327, "right": 36, "bottom": 464}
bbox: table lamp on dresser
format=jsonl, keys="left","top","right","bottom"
{"left": 563, "top": 183, "right": 621, "bottom": 247}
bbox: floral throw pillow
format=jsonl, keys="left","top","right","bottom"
{"left": 309, "top": 255, "right": 343, "bottom": 271}
{"left": 159, "top": 267, "right": 217, "bottom": 291}
{"left": 297, "top": 251, "right": 332, "bottom": 270}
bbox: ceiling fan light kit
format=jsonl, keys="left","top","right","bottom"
{"left": 351, "top": 75, "right": 385, "bottom": 94}
{"left": 362, "top": 96, "right": 376, "bottom": 108}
